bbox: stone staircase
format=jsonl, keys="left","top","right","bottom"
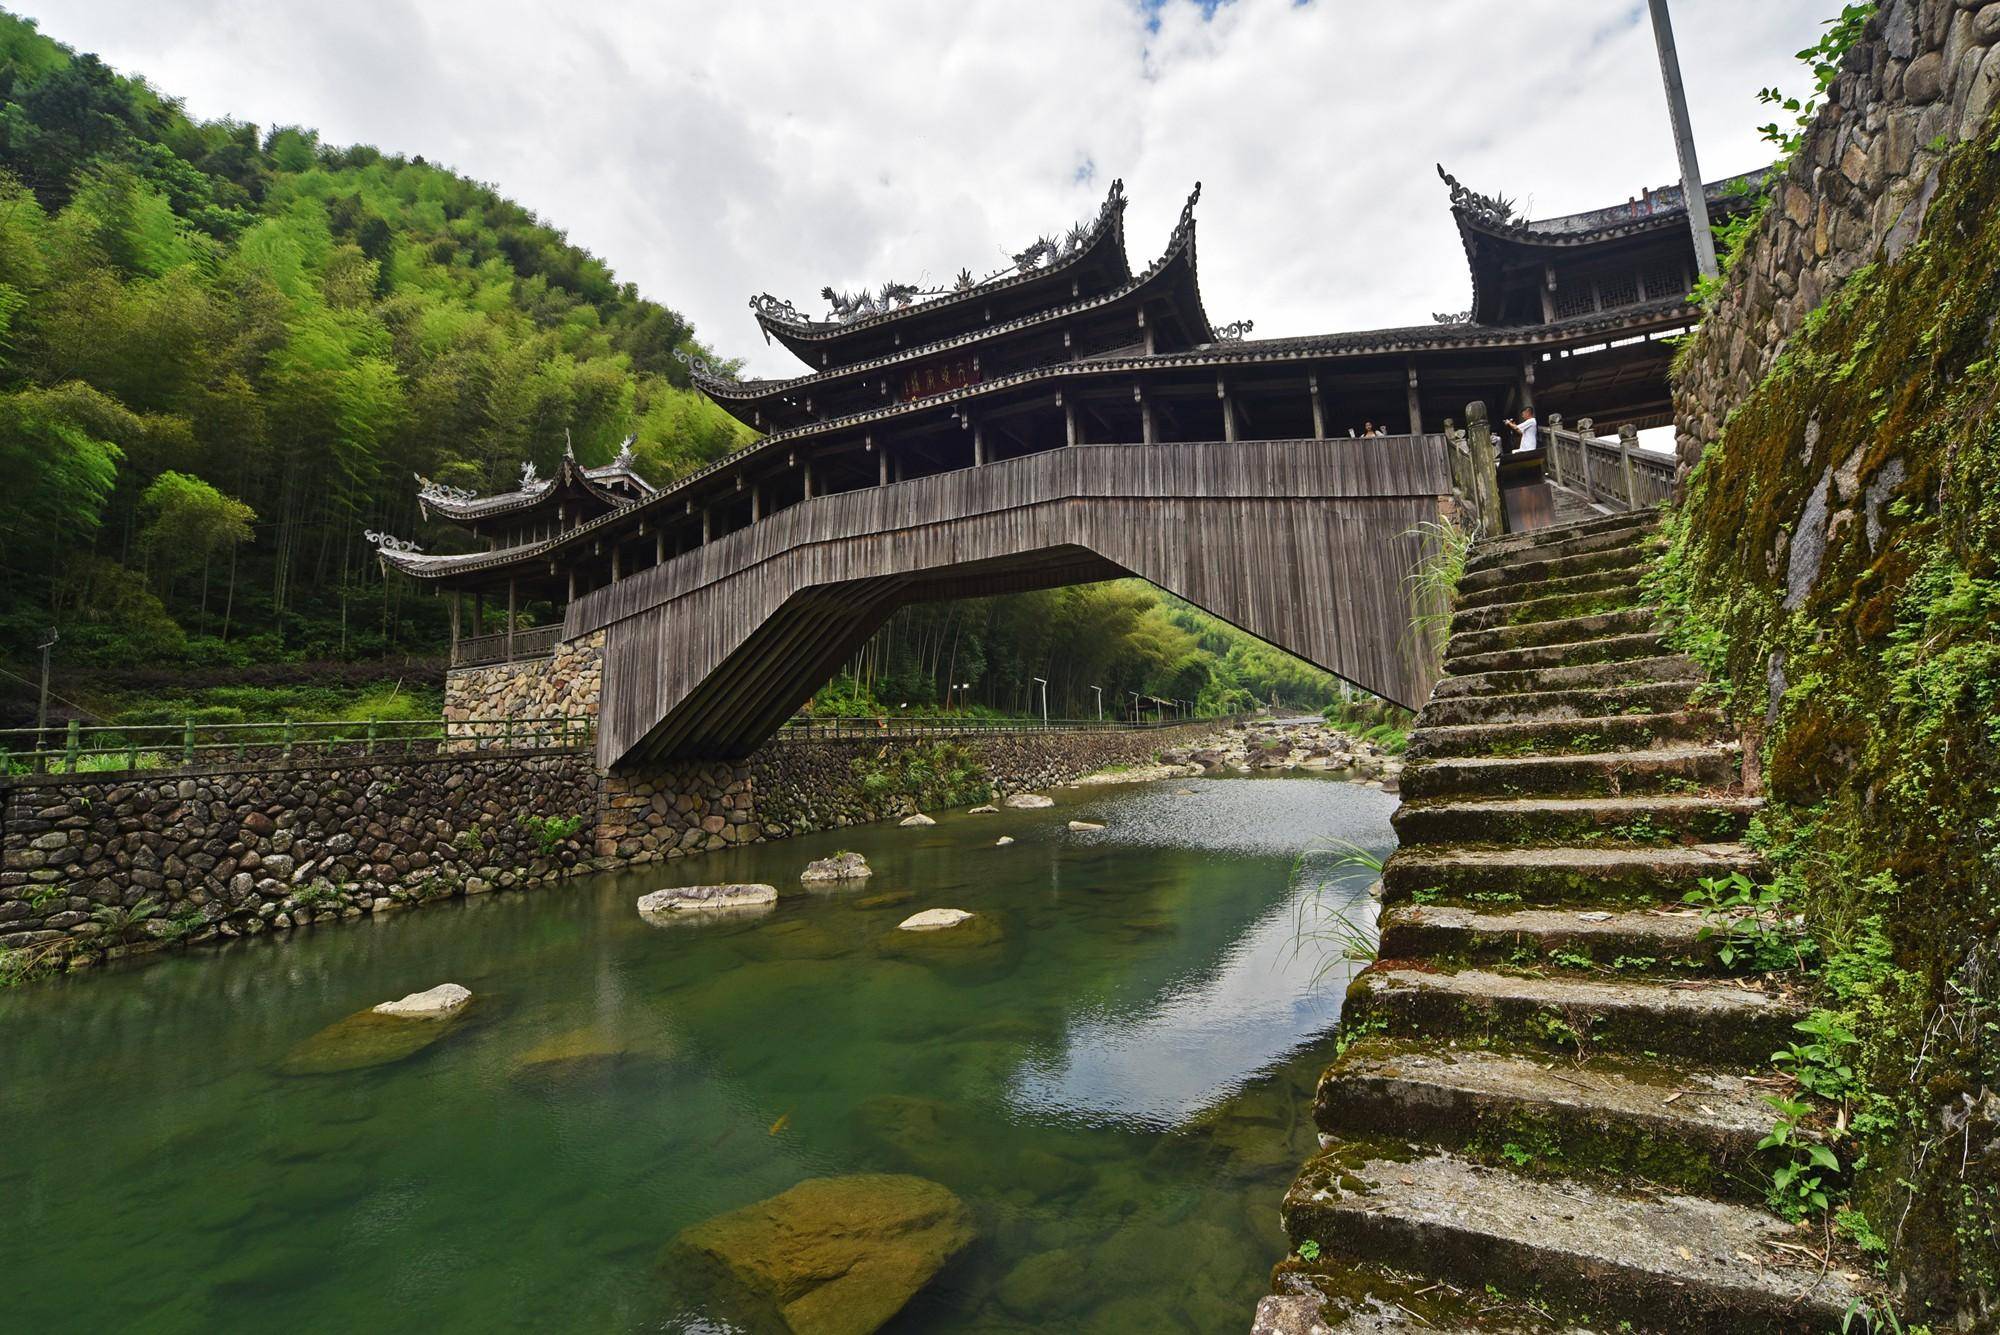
{"left": 1256, "top": 511, "right": 1875, "bottom": 1334}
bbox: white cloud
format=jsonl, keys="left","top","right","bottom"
{"left": 24, "top": 0, "right": 1834, "bottom": 376}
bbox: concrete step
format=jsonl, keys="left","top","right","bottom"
{"left": 1315, "top": 1038, "right": 1780, "bottom": 1201}
{"left": 1417, "top": 680, "right": 1697, "bottom": 727}
{"left": 1445, "top": 608, "right": 1659, "bottom": 661}
{"left": 1391, "top": 793, "right": 1763, "bottom": 848}
{"left": 1347, "top": 965, "right": 1801, "bottom": 1065}
{"left": 1258, "top": 1266, "right": 1586, "bottom": 1333}
{"left": 1377, "top": 902, "right": 1727, "bottom": 972}
{"left": 1382, "top": 841, "right": 1759, "bottom": 909}
{"left": 1282, "top": 1149, "right": 1871, "bottom": 1332}
{"left": 1466, "top": 512, "right": 1660, "bottom": 574}
{"left": 1457, "top": 541, "right": 1651, "bottom": 598}
{"left": 1451, "top": 584, "right": 1645, "bottom": 636}
{"left": 1400, "top": 744, "right": 1737, "bottom": 800}
{"left": 1456, "top": 563, "right": 1645, "bottom": 613}
{"left": 1446, "top": 630, "right": 1669, "bottom": 676}
{"left": 1406, "top": 711, "right": 1725, "bottom": 762}
{"left": 1429, "top": 653, "right": 1697, "bottom": 700}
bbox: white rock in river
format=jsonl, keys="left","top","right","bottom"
{"left": 638, "top": 884, "right": 778, "bottom": 915}
{"left": 372, "top": 983, "right": 472, "bottom": 1018}
{"left": 899, "top": 813, "right": 937, "bottom": 827}
{"left": 1003, "top": 793, "right": 1054, "bottom": 809}
{"left": 967, "top": 804, "right": 999, "bottom": 814}
{"left": 898, "top": 908, "right": 974, "bottom": 932}
{"left": 994, "top": 836, "right": 1015, "bottom": 846}
{"left": 800, "top": 852, "right": 871, "bottom": 883}
{"left": 1066, "top": 820, "right": 1105, "bottom": 832}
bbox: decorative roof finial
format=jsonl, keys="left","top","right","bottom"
{"left": 519, "top": 460, "right": 540, "bottom": 490}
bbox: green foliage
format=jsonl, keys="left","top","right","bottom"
{"left": 517, "top": 812, "right": 584, "bottom": 854}
{"left": 290, "top": 883, "right": 341, "bottom": 910}
{"left": 850, "top": 741, "right": 988, "bottom": 810}
{"left": 1293, "top": 1239, "right": 1320, "bottom": 1263}
{"left": 1401, "top": 516, "right": 1472, "bottom": 674}
{"left": 1755, "top": 4, "right": 1878, "bottom": 160}
{"left": 88, "top": 896, "right": 157, "bottom": 943}
{"left": 0, "top": 12, "right": 751, "bottom": 671}
{"left": 1321, "top": 695, "right": 1414, "bottom": 753}
{"left": 1682, "top": 870, "right": 1816, "bottom": 971}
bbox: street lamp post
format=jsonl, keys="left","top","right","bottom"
{"left": 1032, "top": 676, "right": 1048, "bottom": 724}
{"left": 1128, "top": 690, "right": 1141, "bottom": 723}
{"left": 1090, "top": 685, "right": 1102, "bottom": 721}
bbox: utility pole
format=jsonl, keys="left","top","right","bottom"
{"left": 35, "top": 628, "right": 57, "bottom": 755}
{"left": 1647, "top": 0, "right": 1719, "bottom": 281}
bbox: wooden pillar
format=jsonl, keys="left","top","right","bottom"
{"left": 1519, "top": 354, "right": 1538, "bottom": 419}
{"left": 803, "top": 459, "right": 815, "bottom": 498}
{"left": 874, "top": 433, "right": 888, "bottom": 486}
{"left": 449, "top": 592, "right": 461, "bottom": 664}
{"left": 1137, "top": 386, "right": 1156, "bottom": 446}
{"left": 1063, "top": 394, "right": 1078, "bottom": 448}
{"left": 1218, "top": 376, "right": 1236, "bottom": 443}
{"left": 971, "top": 421, "right": 985, "bottom": 467}
{"left": 505, "top": 578, "right": 516, "bottom": 661}
{"left": 472, "top": 591, "right": 484, "bottom": 637}
{"left": 1540, "top": 262, "right": 1557, "bottom": 324}
{"left": 1309, "top": 373, "right": 1325, "bottom": 440}
{"left": 655, "top": 531, "right": 666, "bottom": 564}
{"left": 751, "top": 484, "right": 762, "bottom": 523}
{"left": 701, "top": 507, "right": 713, "bottom": 543}
{"left": 892, "top": 454, "right": 904, "bottom": 483}
{"left": 1405, "top": 362, "right": 1423, "bottom": 435}
{"left": 566, "top": 567, "right": 577, "bottom": 603}
{"left": 611, "top": 542, "right": 622, "bottom": 583}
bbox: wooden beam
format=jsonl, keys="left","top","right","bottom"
{"left": 1406, "top": 362, "right": 1424, "bottom": 436}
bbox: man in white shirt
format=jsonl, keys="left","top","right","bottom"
{"left": 1504, "top": 407, "right": 1539, "bottom": 454}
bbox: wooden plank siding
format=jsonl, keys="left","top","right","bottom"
{"left": 567, "top": 437, "right": 1453, "bottom": 766}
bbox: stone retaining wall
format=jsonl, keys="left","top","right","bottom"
{"left": 594, "top": 723, "right": 1223, "bottom": 862}
{"left": 1, "top": 720, "right": 1227, "bottom": 975}
{"left": 1674, "top": 0, "right": 2000, "bottom": 477}
{"left": 442, "top": 630, "right": 604, "bottom": 747}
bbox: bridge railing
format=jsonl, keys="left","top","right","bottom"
{"left": 1544, "top": 415, "right": 1675, "bottom": 511}
{"left": 0, "top": 714, "right": 595, "bottom": 779}
{"left": 772, "top": 714, "right": 1239, "bottom": 746}
{"left": 452, "top": 623, "right": 563, "bottom": 668}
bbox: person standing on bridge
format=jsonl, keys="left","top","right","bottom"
{"left": 1503, "top": 406, "right": 1538, "bottom": 455}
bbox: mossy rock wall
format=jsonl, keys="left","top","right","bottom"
{"left": 1663, "top": 3, "right": 2000, "bottom": 1316}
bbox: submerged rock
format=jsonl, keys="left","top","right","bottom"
{"left": 509, "top": 1026, "right": 672, "bottom": 1085}
{"left": 898, "top": 813, "right": 937, "bottom": 827}
{"left": 279, "top": 1007, "right": 466, "bottom": 1076}
{"left": 667, "top": 1173, "right": 975, "bottom": 1335}
{"left": 1066, "top": 820, "right": 1105, "bottom": 832}
{"left": 637, "top": 884, "right": 778, "bottom": 917}
{"left": 1003, "top": 792, "right": 1054, "bottom": 809}
{"left": 854, "top": 890, "right": 915, "bottom": 910}
{"left": 372, "top": 983, "right": 472, "bottom": 1018}
{"left": 898, "top": 909, "right": 973, "bottom": 931}
{"left": 800, "top": 852, "right": 872, "bottom": 883}
{"left": 994, "top": 836, "right": 1016, "bottom": 846}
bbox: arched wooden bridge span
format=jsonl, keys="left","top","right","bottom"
{"left": 566, "top": 435, "right": 1454, "bottom": 767}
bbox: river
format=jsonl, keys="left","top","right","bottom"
{"left": 0, "top": 769, "right": 1395, "bottom": 1332}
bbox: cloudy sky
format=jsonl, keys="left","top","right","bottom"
{"left": 27, "top": 0, "right": 1833, "bottom": 378}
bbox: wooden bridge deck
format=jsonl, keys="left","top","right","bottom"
{"left": 568, "top": 436, "right": 1453, "bottom": 766}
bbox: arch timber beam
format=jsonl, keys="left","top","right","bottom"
{"left": 567, "top": 438, "right": 1454, "bottom": 767}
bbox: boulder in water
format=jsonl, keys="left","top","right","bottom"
{"left": 800, "top": 852, "right": 871, "bottom": 883}
{"left": 1066, "top": 820, "right": 1105, "bottom": 832}
{"left": 994, "top": 836, "right": 1016, "bottom": 846}
{"left": 898, "top": 909, "right": 973, "bottom": 931}
{"left": 373, "top": 983, "right": 472, "bottom": 1018}
{"left": 638, "top": 884, "right": 777, "bottom": 917}
{"left": 898, "top": 813, "right": 936, "bottom": 827}
{"left": 1003, "top": 792, "right": 1054, "bottom": 809}
{"left": 279, "top": 1007, "right": 466, "bottom": 1076}
{"left": 666, "top": 1173, "right": 975, "bottom": 1335}
{"left": 967, "top": 804, "right": 999, "bottom": 814}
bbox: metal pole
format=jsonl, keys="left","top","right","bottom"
{"left": 1033, "top": 677, "right": 1048, "bottom": 724}
{"left": 34, "top": 628, "right": 56, "bottom": 762}
{"left": 1647, "top": 0, "right": 1719, "bottom": 281}
{"left": 1091, "top": 685, "right": 1102, "bottom": 721}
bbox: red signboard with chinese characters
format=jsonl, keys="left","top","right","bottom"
{"left": 901, "top": 356, "right": 980, "bottom": 402}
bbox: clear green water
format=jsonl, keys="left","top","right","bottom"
{"left": 0, "top": 773, "right": 1394, "bottom": 1333}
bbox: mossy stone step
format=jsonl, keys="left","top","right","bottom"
{"left": 1346, "top": 965, "right": 1801, "bottom": 1066}
{"left": 1456, "top": 541, "right": 1651, "bottom": 597}
{"left": 1444, "top": 607, "right": 1659, "bottom": 659}
{"left": 1466, "top": 512, "right": 1660, "bottom": 574}
{"left": 1377, "top": 902, "right": 1725, "bottom": 972}
{"left": 1455, "top": 562, "right": 1649, "bottom": 614}
{"left": 1429, "top": 653, "right": 1696, "bottom": 700}
{"left": 1382, "top": 841, "right": 1758, "bottom": 908}
{"left": 1417, "top": 679, "right": 1697, "bottom": 727}
{"left": 1259, "top": 1262, "right": 1591, "bottom": 1332}
{"left": 1281, "top": 1149, "right": 1870, "bottom": 1332}
{"left": 1450, "top": 584, "right": 1645, "bottom": 636}
{"left": 1445, "top": 630, "right": 1668, "bottom": 676}
{"left": 1391, "top": 793, "right": 1762, "bottom": 847}
{"left": 1315, "top": 1038, "right": 1778, "bottom": 1201}
{"left": 1406, "top": 711, "right": 1725, "bottom": 762}
{"left": 1399, "top": 744, "right": 1737, "bottom": 800}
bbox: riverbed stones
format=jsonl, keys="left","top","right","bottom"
{"left": 666, "top": 1173, "right": 975, "bottom": 1335}
{"left": 898, "top": 908, "right": 973, "bottom": 931}
{"left": 509, "top": 1026, "right": 671, "bottom": 1086}
{"left": 372, "top": 982, "right": 472, "bottom": 1017}
{"left": 967, "top": 804, "right": 999, "bottom": 814}
{"left": 898, "top": 813, "right": 936, "bottom": 827}
{"left": 1066, "top": 820, "right": 1105, "bottom": 832}
{"left": 637, "top": 884, "right": 778, "bottom": 916}
{"left": 799, "top": 852, "right": 871, "bottom": 883}
{"left": 1003, "top": 792, "right": 1054, "bottom": 809}
{"left": 994, "top": 836, "right": 1015, "bottom": 846}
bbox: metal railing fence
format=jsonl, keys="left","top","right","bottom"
{"left": 770, "top": 712, "right": 1243, "bottom": 745}
{"left": 0, "top": 715, "right": 595, "bottom": 779}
